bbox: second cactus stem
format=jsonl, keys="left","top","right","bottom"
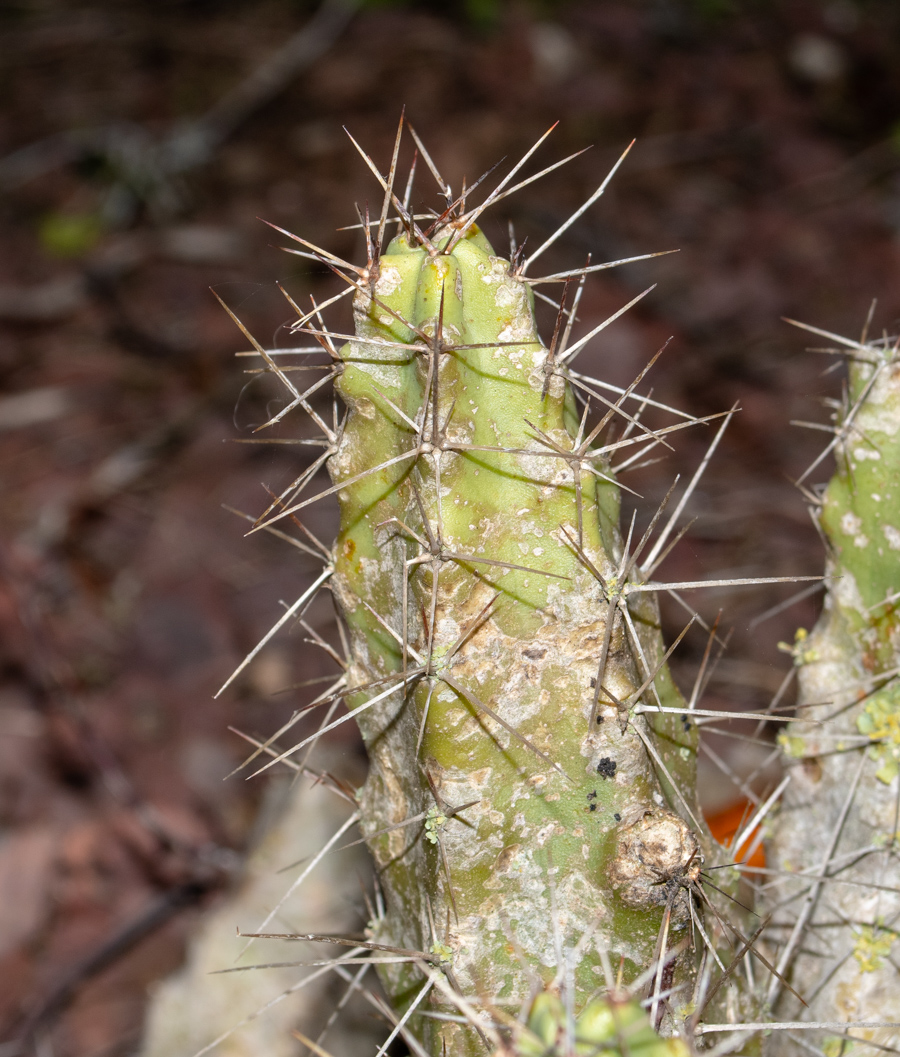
{"left": 767, "top": 330, "right": 900, "bottom": 1048}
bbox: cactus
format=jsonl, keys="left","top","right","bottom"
{"left": 216, "top": 121, "right": 717, "bottom": 1055}
{"left": 766, "top": 322, "right": 900, "bottom": 1054}
{"left": 319, "top": 217, "right": 703, "bottom": 1057}
{"left": 208, "top": 121, "right": 900, "bottom": 1057}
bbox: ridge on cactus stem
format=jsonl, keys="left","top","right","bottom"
{"left": 209, "top": 116, "right": 854, "bottom": 1057}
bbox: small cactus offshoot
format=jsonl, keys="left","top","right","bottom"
{"left": 503, "top": 990, "right": 690, "bottom": 1057}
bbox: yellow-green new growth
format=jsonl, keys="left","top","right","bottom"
{"left": 510, "top": 992, "right": 689, "bottom": 1057}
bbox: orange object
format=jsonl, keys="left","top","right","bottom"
{"left": 705, "top": 800, "right": 766, "bottom": 870}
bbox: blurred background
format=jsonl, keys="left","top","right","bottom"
{"left": 2, "top": 0, "right": 900, "bottom": 1053}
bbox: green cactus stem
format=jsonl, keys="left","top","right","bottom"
{"left": 309, "top": 135, "right": 716, "bottom": 1055}
{"left": 767, "top": 328, "right": 900, "bottom": 1051}
{"left": 218, "top": 123, "right": 796, "bottom": 1056}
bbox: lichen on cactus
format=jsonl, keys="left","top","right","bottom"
{"left": 766, "top": 325, "right": 900, "bottom": 1053}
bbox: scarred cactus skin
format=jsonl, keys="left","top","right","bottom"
{"left": 767, "top": 336, "right": 900, "bottom": 1053}
{"left": 327, "top": 214, "right": 705, "bottom": 1055}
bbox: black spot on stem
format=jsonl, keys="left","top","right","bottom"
{"left": 596, "top": 757, "right": 617, "bottom": 778}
